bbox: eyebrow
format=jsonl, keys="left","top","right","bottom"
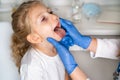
{"left": 37, "top": 8, "right": 50, "bottom": 17}
{"left": 35, "top": 8, "right": 50, "bottom": 23}
{"left": 37, "top": 8, "right": 51, "bottom": 18}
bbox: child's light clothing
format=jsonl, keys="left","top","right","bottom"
{"left": 20, "top": 47, "right": 65, "bottom": 80}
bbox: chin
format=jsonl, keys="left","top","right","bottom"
{"left": 55, "top": 37, "right": 62, "bottom": 41}
{"left": 57, "top": 38, "right": 62, "bottom": 41}
{"left": 53, "top": 35, "right": 62, "bottom": 41}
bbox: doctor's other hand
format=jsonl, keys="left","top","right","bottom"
{"left": 59, "top": 35, "right": 74, "bottom": 49}
{"left": 60, "top": 18, "right": 92, "bottom": 49}
{"left": 47, "top": 37, "right": 78, "bottom": 75}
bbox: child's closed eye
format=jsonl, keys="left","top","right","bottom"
{"left": 41, "top": 11, "right": 54, "bottom": 22}
{"left": 41, "top": 16, "right": 47, "bottom": 22}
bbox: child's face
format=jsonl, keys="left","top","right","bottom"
{"left": 29, "top": 4, "right": 66, "bottom": 42}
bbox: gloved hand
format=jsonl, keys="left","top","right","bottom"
{"left": 47, "top": 37, "right": 78, "bottom": 74}
{"left": 60, "top": 18, "right": 92, "bottom": 49}
{"left": 59, "top": 35, "right": 74, "bottom": 49}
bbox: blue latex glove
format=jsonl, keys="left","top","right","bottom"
{"left": 59, "top": 35, "right": 74, "bottom": 49}
{"left": 47, "top": 37, "right": 78, "bottom": 74}
{"left": 60, "top": 18, "right": 92, "bottom": 49}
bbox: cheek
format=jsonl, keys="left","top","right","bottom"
{"left": 38, "top": 26, "right": 62, "bottom": 41}
{"left": 42, "top": 31, "right": 62, "bottom": 41}
{"left": 38, "top": 29, "right": 52, "bottom": 39}
{"left": 38, "top": 26, "right": 51, "bottom": 36}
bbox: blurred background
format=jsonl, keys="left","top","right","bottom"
{"left": 0, "top": 0, "right": 120, "bottom": 80}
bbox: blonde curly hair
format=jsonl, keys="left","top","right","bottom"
{"left": 11, "top": 0, "right": 44, "bottom": 71}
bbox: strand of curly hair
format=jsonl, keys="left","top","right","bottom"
{"left": 11, "top": 0, "right": 43, "bottom": 72}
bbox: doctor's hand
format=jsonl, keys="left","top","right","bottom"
{"left": 47, "top": 37, "right": 78, "bottom": 75}
{"left": 60, "top": 18, "right": 92, "bottom": 49}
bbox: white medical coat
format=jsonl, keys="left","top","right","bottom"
{"left": 20, "top": 47, "right": 65, "bottom": 80}
{"left": 90, "top": 39, "right": 120, "bottom": 59}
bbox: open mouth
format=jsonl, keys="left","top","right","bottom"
{"left": 54, "top": 22, "right": 66, "bottom": 38}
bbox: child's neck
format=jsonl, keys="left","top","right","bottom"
{"left": 33, "top": 41, "right": 57, "bottom": 57}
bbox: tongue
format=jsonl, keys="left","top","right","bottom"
{"left": 54, "top": 27, "right": 66, "bottom": 38}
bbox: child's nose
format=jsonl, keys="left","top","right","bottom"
{"left": 51, "top": 14, "right": 59, "bottom": 22}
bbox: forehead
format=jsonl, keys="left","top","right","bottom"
{"left": 29, "top": 4, "right": 48, "bottom": 16}
{"left": 28, "top": 4, "right": 48, "bottom": 23}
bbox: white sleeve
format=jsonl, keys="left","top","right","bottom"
{"left": 90, "top": 39, "right": 120, "bottom": 60}
{"left": 20, "top": 64, "right": 45, "bottom": 80}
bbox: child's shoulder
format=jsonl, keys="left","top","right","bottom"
{"left": 21, "top": 48, "right": 40, "bottom": 64}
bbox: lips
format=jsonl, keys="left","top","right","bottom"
{"left": 54, "top": 22, "right": 66, "bottom": 38}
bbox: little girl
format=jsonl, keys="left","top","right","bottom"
{"left": 11, "top": 0, "right": 68, "bottom": 80}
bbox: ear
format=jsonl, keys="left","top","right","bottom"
{"left": 27, "top": 33, "right": 42, "bottom": 43}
